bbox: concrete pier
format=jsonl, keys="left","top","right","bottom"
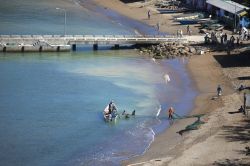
{"left": 0, "top": 34, "right": 199, "bottom": 52}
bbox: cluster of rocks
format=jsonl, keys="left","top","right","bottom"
{"left": 139, "top": 42, "right": 203, "bottom": 59}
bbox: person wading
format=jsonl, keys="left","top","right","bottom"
{"left": 168, "top": 107, "right": 175, "bottom": 120}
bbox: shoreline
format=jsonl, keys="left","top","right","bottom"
{"left": 92, "top": 0, "right": 250, "bottom": 165}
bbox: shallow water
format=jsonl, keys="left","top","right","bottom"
{"left": 0, "top": 0, "right": 196, "bottom": 165}
{"left": 0, "top": 51, "right": 196, "bottom": 166}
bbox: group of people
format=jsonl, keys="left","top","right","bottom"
{"left": 104, "top": 100, "right": 136, "bottom": 120}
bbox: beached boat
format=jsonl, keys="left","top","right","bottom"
{"left": 178, "top": 18, "right": 211, "bottom": 25}
{"left": 157, "top": 8, "right": 188, "bottom": 14}
{"left": 103, "top": 105, "right": 118, "bottom": 122}
{"left": 174, "top": 13, "right": 205, "bottom": 21}
{"left": 200, "top": 19, "right": 219, "bottom": 27}
{"left": 201, "top": 23, "right": 224, "bottom": 31}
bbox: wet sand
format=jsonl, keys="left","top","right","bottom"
{"left": 92, "top": 0, "right": 250, "bottom": 165}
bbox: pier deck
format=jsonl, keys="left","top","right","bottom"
{"left": 0, "top": 35, "right": 204, "bottom": 52}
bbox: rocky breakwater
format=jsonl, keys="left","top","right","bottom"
{"left": 139, "top": 42, "right": 203, "bottom": 59}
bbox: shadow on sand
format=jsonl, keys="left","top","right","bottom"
{"left": 213, "top": 119, "right": 250, "bottom": 165}
{"left": 213, "top": 51, "right": 250, "bottom": 68}
{"left": 220, "top": 119, "right": 250, "bottom": 144}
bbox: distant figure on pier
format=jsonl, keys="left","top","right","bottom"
{"left": 147, "top": 10, "right": 151, "bottom": 19}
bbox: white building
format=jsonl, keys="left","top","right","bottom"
{"left": 206, "top": 0, "right": 249, "bottom": 28}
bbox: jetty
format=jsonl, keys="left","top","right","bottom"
{"left": 0, "top": 35, "right": 204, "bottom": 52}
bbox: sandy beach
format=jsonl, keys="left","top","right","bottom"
{"left": 93, "top": 0, "right": 250, "bottom": 165}
{"left": 93, "top": 0, "right": 200, "bottom": 35}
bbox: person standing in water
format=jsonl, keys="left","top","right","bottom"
{"left": 168, "top": 107, "right": 174, "bottom": 120}
{"left": 108, "top": 100, "right": 117, "bottom": 114}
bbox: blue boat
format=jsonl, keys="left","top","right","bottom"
{"left": 179, "top": 18, "right": 211, "bottom": 25}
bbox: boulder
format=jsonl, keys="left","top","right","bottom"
{"left": 189, "top": 47, "right": 196, "bottom": 54}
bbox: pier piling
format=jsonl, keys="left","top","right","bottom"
{"left": 39, "top": 46, "right": 42, "bottom": 52}
{"left": 114, "top": 44, "right": 119, "bottom": 49}
{"left": 93, "top": 44, "right": 98, "bottom": 50}
{"left": 72, "top": 44, "right": 76, "bottom": 51}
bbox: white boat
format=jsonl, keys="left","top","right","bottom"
{"left": 103, "top": 105, "right": 118, "bottom": 122}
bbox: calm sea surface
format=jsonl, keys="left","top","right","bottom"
{"left": 0, "top": 0, "right": 196, "bottom": 165}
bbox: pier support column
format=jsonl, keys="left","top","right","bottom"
{"left": 21, "top": 46, "right": 24, "bottom": 52}
{"left": 39, "top": 46, "right": 42, "bottom": 52}
{"left": 93, "top": 44, "right": 98, "bottom": 51}
{"left": 3, "top": 47, "right": 6, "bottom": 52}
{"left": 57, "top": 46, "right": 60, "bottom": 52}
{"left": 114, "top": 44, "right": 119, "bottom": 49}
{"left": 72, "top": 44, "right": 76, "bottom": 51}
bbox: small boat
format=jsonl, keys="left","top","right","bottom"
{"left": 178, "top": 18, "right": 211, "bottom": 25}
{"left": 174, "top": 13, "right": 205, "bottom": 21}
{"left": 202, "top": 23, "right": 224, "bottom": 31}
{"left": 200, "top": 19, "right": 219, "bottom": 27}
{"left": 103, "top": 105, "right": 118, "bottom": 122}
{"left": 157, "top": 8, "right": 188, "bottom": 14}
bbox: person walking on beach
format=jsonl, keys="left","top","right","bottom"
{"left": 236, "top": 36, "right": 240, "bottom": 46}
{"left": 187, "top": 25, "right": 191, "bottom": 35}
{"left": 230, "top": 35, "right": 235, "bottom": 48}
{"left": 168, "top": 107, "right": 174, "bottom": 120}
{"left": 180, "top": 29, "right": 183, "bottom": 38}
{"left": 147, "top": 10, "right": 151, "bottom": 20}
{"left": 220, "top": 31, "right": 224, "bottom": 44}
{"left": 217, "top": 85, "right": 222, "bottom": 97}
{"left": 224, "top": 33, "right": 228, "bottom": 43}
{"left": 156, "top": 22, "right": 160, "bottom": 31}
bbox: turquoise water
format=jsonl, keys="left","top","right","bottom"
{"left": 0, "top": 0, "right": 196, "bottom": 165}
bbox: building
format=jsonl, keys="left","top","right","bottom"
{"left": 206, "top": 0, "right": 249, "bottom": 28}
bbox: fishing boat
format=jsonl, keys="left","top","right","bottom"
{"left": 103, "top": 105, "right": 118, "bottom": 122}
{"left": 157, "top": 8, "right": 188, "bottom": 14}
{"left": 178, "top": 18, "right": 211, "bottom": 25}
{"left": 174, "top": 13, "right": 205, "bottom": 21}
